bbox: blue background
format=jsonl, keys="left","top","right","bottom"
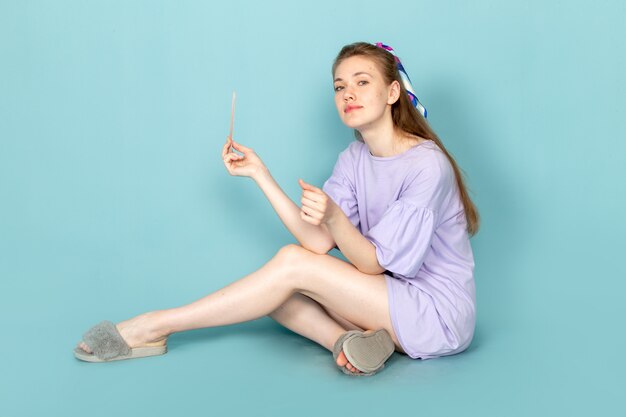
{"left": 1, "top": 1, "right": 625, "bottom": 416}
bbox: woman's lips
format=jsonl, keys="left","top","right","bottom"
{"left": 345, "top": 106, "right": 363, "bottom": 113}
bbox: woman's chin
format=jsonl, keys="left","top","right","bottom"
{"left": 341, "top": 118, "right": 364, "bottom": 130}
{"left": 341, "top": 114, "right": 376, "bottom": 131}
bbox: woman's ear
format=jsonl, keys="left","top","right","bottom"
{"left": 387, "top": 80, "right": 401, "bottom": 105}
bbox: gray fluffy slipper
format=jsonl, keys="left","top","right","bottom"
{"left": 332, "top": 329, "right": 395, "bottom": 376}
{"left": 74, "top": 320, "right": 167, "bottom": 363}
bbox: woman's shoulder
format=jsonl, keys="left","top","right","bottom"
{"left": 347, "top": 140, "right": 366, "bottom": 155}
{"left": 406, "top": 141, "right": 455, "bottom": 187}
{"left": 335, "top": 140, "right": 365, "bottom": 164}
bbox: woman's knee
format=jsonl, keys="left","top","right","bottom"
{"left": 272, "top": 244, "right": 319, "bottom": 288}
{"left": 274, "top": 244, "right": 315, "bottom": 269}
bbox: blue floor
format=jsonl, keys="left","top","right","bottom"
{"left": 1, "top": 242, "right": 622, "bottom": 416}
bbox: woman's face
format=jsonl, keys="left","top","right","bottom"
{"left": 333, "top": 55, "right": 400, "bottom": 131}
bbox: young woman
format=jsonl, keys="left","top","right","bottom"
{"left": 74, "top": 42, "right": 479, "bottom": 376}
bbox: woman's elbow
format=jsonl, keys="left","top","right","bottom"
{"left": 352, "top": 262, "right": 386, "bottom": 275}
{"left": 363, "top": 262, "right": 386, "bottom": 275}
{"left": 301, "top": 242, "right": 335, "bottom": 255}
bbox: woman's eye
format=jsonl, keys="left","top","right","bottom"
{"left": 358, "top": 80, "right": 369, "bottom": 86}
{"left": 334, "top": 86, "right": 344, "bottom": 92}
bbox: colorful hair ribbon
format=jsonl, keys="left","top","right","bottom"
{"left": 374, "top": 42, "right": 427, "bottom": 119}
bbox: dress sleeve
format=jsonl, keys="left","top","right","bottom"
{"left": 364, "top": 156, "right": 453, "bottom": 277}
{"left": 322, "top": 151, "right": 360, "bottom": 230}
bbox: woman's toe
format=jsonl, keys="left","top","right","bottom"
{"left": 336, "top": 350, "right": 348, "bottom": 367}
{"left": 348, "top": 362, "right": 362, "bottom": 373}
{"left": 79, "top": 342, "right": 92, "bottom": 353}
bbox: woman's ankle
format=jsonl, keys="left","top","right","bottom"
{"left": 145, "top": 310, "right": 175, "bottom": 339}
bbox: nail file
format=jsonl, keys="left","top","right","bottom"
{"left": 229, "top": 90, "right": 236, "bottom": 142}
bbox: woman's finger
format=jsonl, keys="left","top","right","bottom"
{"left": 301, "top": 196, "right": 322, "bottom": 211}
{"left": 224, "top": 152, "right": 241, "bottom": 162}
{"left": 227, "top": 152, "right": 243, "bottom": 160}
{"left": 224, "top": 157, "right": 240, "bottom": 169}
{"left": 299, "top": 179, "right": 321, "bottom": 193}
{"left": 300, "top": 210, "right": 312, "bottom": 224}
{"left": 232, "top": 141, "right": 252, "bottom": 152}
{"left": 301, "top": 204, "right": 321, "bottom": 219}
{"left": 302, "top": 189, "right": 325, "bottom": 202}
{"left": 305, "top": 183, "right": 321, "bottom": 193}
{"left": 300, "top": 208, "right": 320, "bottom": 225}
{"left": 222, "top": 137, "right": 233, "bottom": 158}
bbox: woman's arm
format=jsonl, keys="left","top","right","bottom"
{"left": 296, "top": 179, "right": 384, "bottom": 274}
{"left": 253, "top": 168, "right": 335, "bottom": 254}
{"left": 222, "top": 138, "right": 334, "bottom": 253}
{"left": 325, "top": 209, "right": 386, "bottom": 275}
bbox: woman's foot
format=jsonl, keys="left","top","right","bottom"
{"left": 76, "top": 312, "right": 168, "bottom": 354}
{"left": 336, "top": 350, "right": 363, "bottom": 374}
{"left": 334, "top": 329, "right": 377, "bottom": 374}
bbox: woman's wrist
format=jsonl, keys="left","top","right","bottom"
{"left": 252, "top": 166, "right": 271, "bottom": 183}
{"left": 324, "top": 203, "right": 342, "bottom": 227}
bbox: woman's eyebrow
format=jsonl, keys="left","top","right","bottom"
{"left": 334, "top": 71, "right": 373, "bottom": 82}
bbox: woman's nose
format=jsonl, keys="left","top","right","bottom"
{"left": 343, "top": 87, "right": 355, "bottom": 102}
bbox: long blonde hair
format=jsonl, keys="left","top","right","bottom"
{"left": 332, "top": 42, "right": 480, "bottom": 236}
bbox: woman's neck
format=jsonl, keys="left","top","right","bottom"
{"left": 359, "top": 112, "right": 422, "bottom": 157}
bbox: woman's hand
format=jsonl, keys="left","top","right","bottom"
{"left": 298, "top": 179, "right": 340, "bottom": 226}
{"left": 221, "top": 136, "right": 268, "bottom": 179}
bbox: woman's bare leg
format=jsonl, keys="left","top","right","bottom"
{"left": 78, "top": 244, "right": 404, "bottom": 373}
{"left": 268, "top": 292, "right": 363, "bottom": 350}
{"left": 268, "top": 293, "right": 370, "bottom": 373}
